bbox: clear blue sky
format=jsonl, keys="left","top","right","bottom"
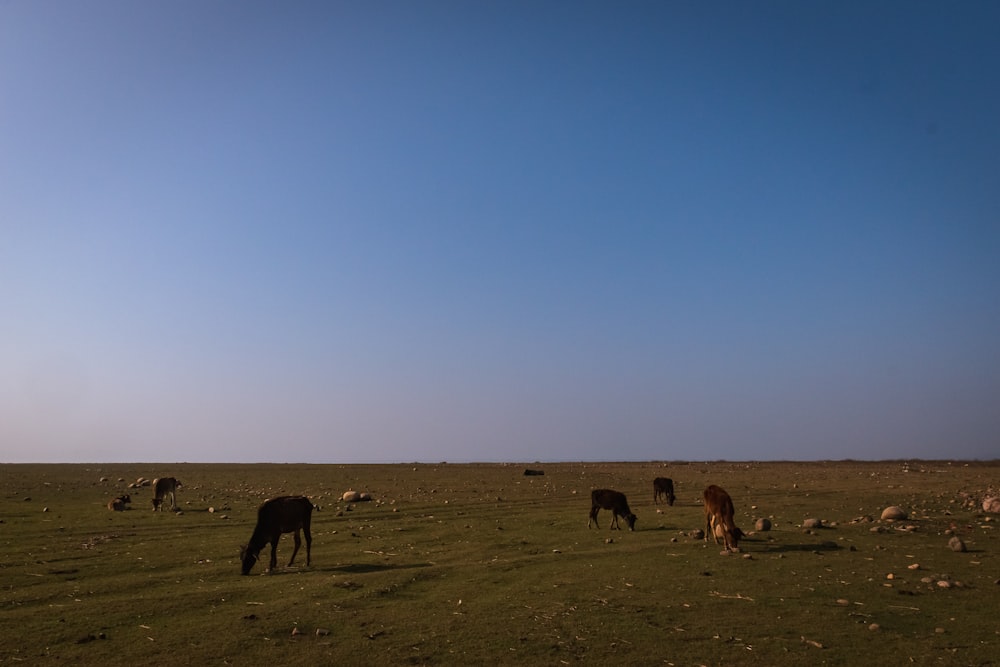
{"left": 2, "top": 1, "right": 998, "bottom": 463}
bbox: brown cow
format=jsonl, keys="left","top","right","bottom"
{"left": 653, "top": 477, "right": 676, "bottom": 505}
{"left": 107, "top": 494, "right": 131, "bottom": 511}
{"left": 588, "top": 489, "right": 637, "bottom": 531}
{"left": 703, "top": 484, "right": 741, "bottom": 552}
{"left": 151, "top": 477, "right": 180, "bottom": 511}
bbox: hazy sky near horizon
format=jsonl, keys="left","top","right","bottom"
{"left": 2, "top": 1, "right": 998, "bottom": 464}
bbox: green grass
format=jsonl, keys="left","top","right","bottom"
{"left": 1, "top": 461, "right": 997, "bottom": 665}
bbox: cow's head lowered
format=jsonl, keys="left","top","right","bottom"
{"left": 239, "top": 545, "right": 261, "bottom": 575}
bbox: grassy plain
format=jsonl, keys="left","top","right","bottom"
{"left": 0, "top": 460, "right": 997, "bottom": 666}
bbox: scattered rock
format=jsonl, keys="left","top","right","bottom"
{"left": 836, "top": 599, "right": 850, "bottom": 606}
{"left": 342, "top": 491, "right": 360, "bottom": 503}
{"left": 937, "top": 580, "right": 952, "bottom": 589}
{"left": 691, "top": 529, "right": 705, "bottom": 540}
{"left": 983, "top": 497, "right": 1000, "bottom": 514}
{"left": 908, "top": 563, "right": 920, "bottom": 570}
{"left": 315, "top": 628, "right": 330, "bottom": 636}
{"left": 291, "top": 627, "right": 301, "bottom": 636}
{"left": 881, "top": 506, "right": 907, "bottom": 521}
{"left": 803, "top": 518, "right": 823, "bottom": 529}
{"left": 869, "top": 623, "right": 880, "bottom": 631}
{"left": 948, "top": 536, "right": 967, "bottom": 552}
{"left": 755, "top": 518, "right": 772, "bottom": 531}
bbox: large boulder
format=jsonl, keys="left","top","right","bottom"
{"left": 342, "top": 490, "right": 361, "bottom": 503}
{"left": 881, "top": 506, "right": 908, "bottom": 521}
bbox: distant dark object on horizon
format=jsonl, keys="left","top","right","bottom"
{"left": 523, "top": 469, "right": 544, "bottom": 476}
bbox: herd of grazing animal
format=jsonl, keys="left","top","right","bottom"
{"left": 589, "top": 476, "right": 745, "bottom": 553}
{"left": 102, "top": 467, "right": 744, "bottom": 577}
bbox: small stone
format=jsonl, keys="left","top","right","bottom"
{"left": 948, "top": 536, "right": 967, "bottom": 552}
{"left": 937, "top": 580, "right": 952, "bottom": 589}
{"left": 291, "top": 627, "right": 301, "bottom": 636}
{"left": 316, "top": 628, "right": 330, "bottom": 636}
{"left": 886, "top": 573, "right": 895, "bottom": 580}
{"left": 208, "top": 507, "right": 215, "bottom": 513}
{"left": 836, "top": 598, "right": 850, "bottom": 606}
{"left": 908, "top": 563, "right": 920, "bottom": 570}
{"left": 869, "top": 623, "right": 880, "bottom": 631}
{"left": 935, "top": 627, "right": 946, "bottom": 634}
{"left": 803, "top": 518, "right": 823, "bottom": 529}
{"left": 755, "top": 518, "right": 772, "bottom": 531}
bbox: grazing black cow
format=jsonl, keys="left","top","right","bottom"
{"left": 151, "top": 477, "right": 180, "bottom": 511}
{"left": 653, "top": 477, "right": 676, "bottom": 506}
{"left": 703, "top": 484, "right": 741, "bottom": 552}
{"left": 588, "top": 489, "right": 637, "bottom": 531}
{"left": 240, "top": 496, "right": 314, "bottom": 575}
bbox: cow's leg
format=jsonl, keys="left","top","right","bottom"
{"left": 588, "top": 506, "right": 599, "bottom": 529}
{"left": 303, "top": 525, "right": 312, "bottom": 566}
{"left": 610, "top": 511, "right": 619, "bottom": 530}
{"left": 288, "top": 529, "right": 302, "bottom": 566}
{"left": 268, "top": 537, "right": 280, "bottom": 572}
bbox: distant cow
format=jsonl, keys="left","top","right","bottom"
{"left": 703, "top": 484, "right": 741, "bottom": 552}
{"left": 588, "top": 489, "right": 637, "bottom": 531}
{"left": 151, "top": 477, "right": 180, "bottom": 511}
{"left": 240, "top": 496, "right": 314, "bottom": 575}
{"left": 653, "top": 477, "right": 676, "bottom": 506}
{"left": 107, "top": 494, "right": 131, "bottom": 511}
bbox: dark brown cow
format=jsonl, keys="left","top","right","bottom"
{"left": 588, "top": 489, "right": 637, "bottom": 531}
{"left": 240, "top": 496, "right": 314, "bottom": 575}
{"left": 151, "top": 477, "right": 180, "bottom": 511}
{"left": 107, "top": 494, "right": 131, "bottom": 511}
{"left": 653, "top": 477, "right": 676, "bottom": 505}
{"left": 703, "top": 484, "right": 741, "bottom": 551}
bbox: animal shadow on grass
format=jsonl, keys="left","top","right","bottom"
{"left": 326, "top": 562, "right": 433, "bottom": 575}
{"left": 754, "top": 540, "right": 842, "bottom": 554}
